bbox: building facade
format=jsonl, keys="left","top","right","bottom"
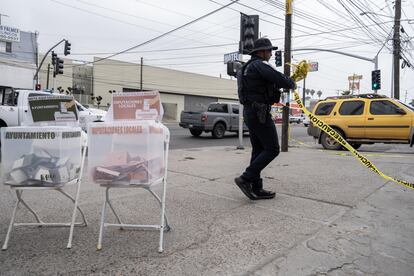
{"left": 37, "top": 54, "right": 73, "bottom": 94}
{"left": 93, "top": 58, "right": 238, "bottom": 121}
{"left": 0, "top": 25, "right": 37, "bottom": 89}
{"left": 37, "top": 55, "right": 237, "bottom": 120}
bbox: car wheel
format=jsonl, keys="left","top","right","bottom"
{"left": 350, "top": 143, "right": 362, "bottom": 150}
{"left": 189, "top": 129, "right": 202, "bottom": 137}
{"left": 212, "top": 123, "right": 225, "bottom": 139}
{"left": 321, "top": 131, "right": 344, "bottom": 150}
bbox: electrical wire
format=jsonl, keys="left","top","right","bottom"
{"left": 73, "top": 0, "right": 235, "bottom": 42}
{"left": 65, "top": 0, "right": 241, "bottom": 67}
{"left": 50, "top": 0, "right": 232, "bottom": 47}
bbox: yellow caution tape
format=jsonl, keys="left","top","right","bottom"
{"left": 290, "top": 60, "right": 414, "bottom": 190}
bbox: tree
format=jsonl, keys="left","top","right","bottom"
{"left": 317, "top": 90, "right": 322, "bottom": 98}
{"left": 56, "top": 86, "right": 73, "bottom": 95}
{"left": 310, "top": 89, "right": 315, "bottom": 98}
{"left": 305, "top": 88, "right": 310, "bottom": 96}
{"left": 57, "top": 86, "right": 64, "bottom": 93}
{"left": 91, "top": 95, "right": 103, "bottom": 109}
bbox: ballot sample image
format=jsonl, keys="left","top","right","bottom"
{"left": 1, "top": 127, "right": 82, "bottom": 186}
{"left": 88, "top": 121, "right": 166, "bottom": 185}
{"left": 28, "top": 95, "right": 78, "bottom": 123}
{"left": 110, "top": 91, "right": 162, "bottom": 121}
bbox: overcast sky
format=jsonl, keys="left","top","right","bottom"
{"left": 1, "top": 0, "right": 414, "bottom": 102}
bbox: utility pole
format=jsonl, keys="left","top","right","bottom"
{"left": 302, "top": 78, "right": 306, "bottom": 108}
{"left": 393, "top": 0, "right": 401, "bottom": 99}
{"left": 0, "top": 13, "right": 9, "bottom": 25}
{"left": 140, "top": 57, "right": 143, "bottom": 91}
{"left": 281, "top": 0, "right": 293, "bottom": 152}
{"left": 46, "top": 64, "right": 50, "bottom": 89}
{"left": 351, "top": 73, "right": 355, "bottom": 94}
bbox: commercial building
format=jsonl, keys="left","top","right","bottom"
{"left": 93, "top": 58, "right": 238, "bottom": 120}
{"left": 0, "top": 25, "right": 38, "bottom": 89}
{"left": 1, "top": 24, "right": 238, "bottom": 121}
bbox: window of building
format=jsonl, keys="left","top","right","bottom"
{"left": 315, "top": 102, "right": 336, "bottom": 115}
{"left": 370, "top": 100, "right": 403, "bottom": 115}
{"left": 208, "top": 103, "right": 228, "bottom": 113}
{"left": 339, "top": 101, "right": 365, "bottom": 115}
{"left": 0, "top": 41, "right": 12, "bottom": 53}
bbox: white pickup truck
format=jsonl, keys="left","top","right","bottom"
{"left": 0, "top": 86, "right": 104, "bottom": 130}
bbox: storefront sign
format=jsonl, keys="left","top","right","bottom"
{"left": 0, "top": 25, "right": 20, "bottom": 42}
{"left": 309, "top": 62, "right": 318, "bottom": 72}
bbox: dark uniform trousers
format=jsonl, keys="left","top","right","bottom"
{"left": 242, "top": 104, "right": 280, "bottom": 189}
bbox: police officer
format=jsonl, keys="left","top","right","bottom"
{"left": 234, "top": 37, "right": 295, "bottom": 200}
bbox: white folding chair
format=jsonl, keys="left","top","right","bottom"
{"left": 96, "top": 127, "right": 170, "bottom": 253}
{"left": 2, "top": 146, "right": 88, "bottom": 250}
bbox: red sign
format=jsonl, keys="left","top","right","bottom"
{"left": 112, "top": 91, "right": 161, "bottom": 120}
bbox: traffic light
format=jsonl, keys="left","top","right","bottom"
{"left": 275, "top": 50, "right": 282, "bottom": 67}
{"left": 51, "top": 51, "right": 57, "bottom": 65}
{"left": 239, "top": 14, "right": 259, "bottom": 55}
{"left": 53, "top": 57, "right": 64, "bottom": 77}
{"left": 371, "top": 69, "right": 381, "bottom": 90}
{"left": 64, "top": 40, "right": 71, "bottom": 56}
{"left": 227, "top": 60, "right": 244, "bottom": 77}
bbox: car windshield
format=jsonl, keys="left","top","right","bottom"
{"left": 397, "top": 100, "right": 414, "bottom": 112}
{"left": 76, "top": 103, "right": 85, "bottom": 111}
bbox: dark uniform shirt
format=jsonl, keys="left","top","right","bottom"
{"left": 237, "top": 55, "right": 295, "bottom": 105}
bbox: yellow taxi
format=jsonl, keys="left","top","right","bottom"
{"left": 307, "top": 94, "right": 414, "bottom": 150}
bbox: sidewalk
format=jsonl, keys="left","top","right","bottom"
{"left": 0, "top": 146, "right": 413, "bottom": 275}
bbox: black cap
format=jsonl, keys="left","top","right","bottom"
{"left": 248, "top": 38, "right": 278, "bottom": 55}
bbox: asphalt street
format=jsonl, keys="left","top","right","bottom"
{"left": 166, "top": 123, "right": 312, "bottom": 150}
{"left": 166, "top": 123, "right": 414, "bottom": 155}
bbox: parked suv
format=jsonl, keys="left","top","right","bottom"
{"left": 307, "top": 94, "right": 414, "bottom": 150}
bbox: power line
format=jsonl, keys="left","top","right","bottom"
{"left": 213, "top": 0, "right": 387, "bottom": 45}
{"left": 50, "top": 0, "right": 232, "bottom": 47}
{"left": 68, "top": 0, "right": 241, "bottom": 67}
{"left": 263, "top": 0, "right": 370, "bottom": 38}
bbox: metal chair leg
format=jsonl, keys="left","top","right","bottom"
{"left": 66, "top": 180, "right": 84, "bottom": 249}
{"left": 97, "top": 189, "right": 109, "bottom": 251}
{"left": 158, "top": 179, "right": 167, "bottom": 253}
{"left": 106, "top": 188, "right": 124, "bottom": 229}
{"left": 2, "top": 195, "right": 21, "bottom": 250}
{"left": 58, "top": 190, "right": 88, "bottom": 227}
{"left": 16, "top": 190, "right": 43, "bottom": 224}
{"left": 148, "top": 188, "right": 170, "bottom": 231}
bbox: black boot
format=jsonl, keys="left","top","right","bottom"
{"left": 234, "top": 176, "right": 257, "bottom": 200}
{"left": 252, "top": 189, "right": 275, "bottom": 199}
{"left": 252, "top": 179, "right": 275, "bottom": 200}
